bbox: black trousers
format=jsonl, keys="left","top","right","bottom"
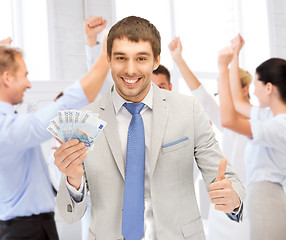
{"left": 0, "top": 212, "right": 59, "bottom": 240}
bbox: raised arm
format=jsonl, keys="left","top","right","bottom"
{"left": 230, "top": 34, "right": 252, "bottom": 118}
{"left": 80, "top": 36, "right": 109, "bottom": 102}
{"left": 84, "top": 16, "right": 107, "bottom": 47}
{"left": 169, "top": 37, "right": 223, "bottom": 128}
{"left": 169, "top": 37, "right": 201, "bottom": 90}
{"left": 218, "top": 46, "right": 252, "bottom": 137}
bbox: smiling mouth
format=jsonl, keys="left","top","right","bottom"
{"left": 121, "top": 77, "right": 142, "bottom": 85}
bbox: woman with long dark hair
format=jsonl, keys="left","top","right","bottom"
{"left": 218, "top": 35, "right": 286, "bottom": 240}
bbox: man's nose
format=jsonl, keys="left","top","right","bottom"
{"left": 125, "top": 60, "right": 136, "bottom": 76}
{"left": 27, "top": 79, "right": 32, "bottom": 89}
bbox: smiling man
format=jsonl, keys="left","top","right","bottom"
{"left": 55, "top": 16, "right": 245, "bottom": 240}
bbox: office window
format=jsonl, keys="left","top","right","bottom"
{"left": 114, "top": 0, "right": 270, "bottom": 98}
{"left": 115, "top": 0, "right": 173, "bottom": 69}
{"left": 0, "top": 0, "right": 50, "bottom": 81}
{"left": 113, "top": 0, "right": 239, "bottom": 94}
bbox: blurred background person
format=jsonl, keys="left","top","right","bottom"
{"left": 152, "top": 64, "right": 172, "bottom": 90}
{"left": 218, "top": 34, "right": 286, "bottom": 240}
{"left": 169, "top": 36, "right": 250, "bottom": 240}
{"left": 0, "top": 43, "right": 109, "bottom": 239}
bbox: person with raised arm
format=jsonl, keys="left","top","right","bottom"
{"left": 169, "top": 36, "right": 250, "bottom": 240}
{"left": 0, "top": 41, "right": 109, "bottom": 239}
{"left": 218, "top": 34, "right": 286, "bottom": 240}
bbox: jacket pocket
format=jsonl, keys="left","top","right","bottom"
{"left": 162, "top": 137, "right": 189, "bottom": 154}
{"left": 181, "top": 217, "right": 204, "bottom": 238}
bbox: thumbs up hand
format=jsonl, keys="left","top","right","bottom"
{"left": 209, "top": 158, "right": 241, "bottom": 213}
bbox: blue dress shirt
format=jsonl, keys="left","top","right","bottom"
{"left": 0, "top": 81, "right": 89, "bottom": 220}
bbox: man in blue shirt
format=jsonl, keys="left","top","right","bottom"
{"left": 0, "top": 44, "right": 109, "bottom": 239}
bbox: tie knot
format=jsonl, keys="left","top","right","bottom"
{"left": 123, "top": 103, "right": 145, "bottom": 115}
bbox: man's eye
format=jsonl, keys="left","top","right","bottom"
{"left": 137, "top": 57, "right": 146, "bottom": 61}
{"left": 117, "top": 57, "right": 125, "bottom": 60}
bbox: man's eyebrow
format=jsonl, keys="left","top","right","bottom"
{"left": 112, "top": 52, "right": 126, "bottom": 56}
{"left": 136, "top": 52, "right": 151, "bottom": 56}
{"left": 112, "top": 52, "right": 152, "bottom": 56}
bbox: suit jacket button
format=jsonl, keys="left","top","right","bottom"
{"left": 67, "top": 204, "right": 72, "bottom": 212}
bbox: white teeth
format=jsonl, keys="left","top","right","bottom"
{"left": 123, "top": 78, "right": 138, "bottom": 84}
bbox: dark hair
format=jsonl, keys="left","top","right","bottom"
{"left": 0, "top": 46, "right": 23, "bottom": 76}
{"left": 153, "top": 64, "right": 171, "bottom": 84}
{"left": 107, "top": 16, "right": 161, "bottom": 59}
{"left": 256, "top": 58, "right": 286, "bottom": 103}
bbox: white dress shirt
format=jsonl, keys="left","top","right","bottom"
{"left": 68, "top": 84, "right": 158, "bottom": 239}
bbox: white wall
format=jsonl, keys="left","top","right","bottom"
{"left": 268, "top": 0, "right": 286, "bottom": 58}
{"left": 49, "top": 0, "right": 114, "bottom": 82}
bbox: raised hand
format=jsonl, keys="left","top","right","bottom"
{"left": 84, "top": 16, "right": 107, "bottom": 47}
{"left": 209, "top": 158, "right": 241, "bottom": 213}
{"left": 168, "top": 37, "right": 183, "bottom": 62}
{"left": 218, "top": 46, "right": 234, "bottom": 72}
{"left": 231, "top": 34, "right": 244, "bottom": 54}
{"left": 0, "top": 37, "right": 12, "bottom": 46}
{"left": 54, "top": 139, "right": 88, "bottom": 189}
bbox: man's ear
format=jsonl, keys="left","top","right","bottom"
{"left": 153, "top": 55, "right": 160, "bottom": 71}
{"left": 107, "top": 55, "right": 111, "bottom": 64}
{"left": 169, "top": 83, "right": 173, "bottom": 91}
{"left": 1, "top": 71, "right": 13, "bottom": 87}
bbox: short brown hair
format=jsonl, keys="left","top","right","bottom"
{"left": 0, "top": 46, "right": 23, "bottom": 76}
{"left": 107, "top": 16, "right": 161, "bottom": 59}
{"left": 153, "top": 64, "right": 171, "bottom": 84}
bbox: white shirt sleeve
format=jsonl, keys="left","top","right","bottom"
{"left": 250, "top": 106, "right": 286, "bottom": 153}
{"left": 191, "top": 84, "right": 223, "bottom": 131}
{"left": 66, "top": 176, "right": 85, "bottom": 202}
{"left": 85, "top": 43, "right": 101, "bottom": 70}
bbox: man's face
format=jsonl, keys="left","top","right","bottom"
{"left": 10, "top": 56, "right": 31, "bottom": 105}
{"left": 108, "top": 37, "right": 160, "bottom": 102}
{"left": 152, "top": 73, "right": 172, "bottom": 91}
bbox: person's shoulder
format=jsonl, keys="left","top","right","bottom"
{"left": 81, "top": 91, "right": 110, "bottom": 112}
{"left": 251, "top": 106, "right": 273, "bottom": 121}
{"left": 160, "top": 88, "right": 196, "bottom": 103}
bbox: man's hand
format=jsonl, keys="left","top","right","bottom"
{"left": 209, "top": 158, "right": 241, "bottom": 213}
{"left": 84, "top": 16, "right": 107, "bottom": 47}
{"left": 54, "top": 139, "right": 88, "bottom": 190}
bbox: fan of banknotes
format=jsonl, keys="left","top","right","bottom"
{"left": 47, "top": 110, "right": 107, "bottom": 148}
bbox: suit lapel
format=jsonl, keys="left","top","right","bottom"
{"left": 150, "top": 85, "right": 169, "bottom": 177}
{"left": 99, "top": 90, "right": 125, "bottom": 180}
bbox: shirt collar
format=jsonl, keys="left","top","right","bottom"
{"left": 112, "top": 83, "right": 154, "bottom": 114}
{"left": 0, "top": 101, "right": 15, "bottom": 115}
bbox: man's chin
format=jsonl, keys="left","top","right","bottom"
{"left": 13, "top": 99, "right": 23, "bottom": 105}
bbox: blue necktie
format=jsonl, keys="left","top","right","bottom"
{"left": 122, "top": 103, "right": 145, "bottom": 240}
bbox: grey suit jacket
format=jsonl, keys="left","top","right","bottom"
{"left": 56, "top": 84, "right": 245, "bottom": 240}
